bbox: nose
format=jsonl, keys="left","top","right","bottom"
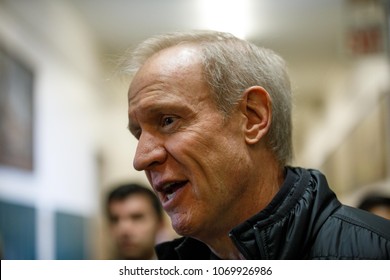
{"left": 133, "top": 131, "right": 167, "bottom": 171}
{"left": 115, "top": 220, "right": 134, "bottom": 239}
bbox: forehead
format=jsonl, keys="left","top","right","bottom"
{"left": 128, "top": 45, "right": 205, "bottom": 103}
{"left": 110, "top": 194, "right": 154, "bottom": 213}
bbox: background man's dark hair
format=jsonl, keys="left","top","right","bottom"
{"left": 106, "top": 183, "right": 163, "bottom": 220}
{"left": 358, "top": 195, "right": 390, "bottom": 212}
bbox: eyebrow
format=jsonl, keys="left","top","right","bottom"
{"left": 129, "top": 101, "right": 190, "bottom": 124}
{"left": 127, "top": 93, "right": 196, "bottom": 139}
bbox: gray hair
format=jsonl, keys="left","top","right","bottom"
{"left": 122, "top": 30, "right": 293, "bottom": 166}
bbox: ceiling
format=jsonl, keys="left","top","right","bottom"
{"left": 68, "top": 0, "right": 350, "bottom": 101}
{"left": 68, "top": 0, "right": 345, "bottom": 58}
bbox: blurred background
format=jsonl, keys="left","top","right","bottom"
{"left": 0, "top": 0, "right": 389, "bottom": 259}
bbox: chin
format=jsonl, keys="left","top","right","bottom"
{"left": 170, "top": 212, "right": 201, "bottom": 237}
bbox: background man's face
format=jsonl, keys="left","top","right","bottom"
{"left": 108, "top": 194, "right": 160, "bottom": 259}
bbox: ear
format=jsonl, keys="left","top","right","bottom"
{"left": 240, "top": 86, "right": 272, "bottom": 145}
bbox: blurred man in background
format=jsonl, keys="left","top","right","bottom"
{"left": 106, "top": 183, "right": 163, "bottom": 259}
{"left": 359, "top": 194, "right": 390, "bottom": 220}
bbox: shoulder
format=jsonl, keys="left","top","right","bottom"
{"left": 334, "top": 205, "right": 390, "bottom": 239}
{"left": 311, "top": 205, "right": 390, "bottom": 259}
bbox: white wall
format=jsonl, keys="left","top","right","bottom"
{"left": 0, "top": 0, "right": 151, "bottom": 259}
{"left": 0, "top": 0, "right": 106, "bottom": 259}
{"left": 97, "top": 76, "right": 148, "bottom": 189}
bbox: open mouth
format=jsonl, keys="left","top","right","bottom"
{"left": 161, "top": 181, "right": 188, "bottom": 202}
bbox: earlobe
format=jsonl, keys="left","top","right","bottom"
{"left": 241, "top": 86, "right": 272, "bottom": 145}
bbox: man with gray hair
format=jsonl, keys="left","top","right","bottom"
{"left": 124, "top": 30, "right": 390, "bottom": 259}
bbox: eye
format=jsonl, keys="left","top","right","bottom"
{"left": 129, "top": 126, "right": 142, "bottom": 140}
{"left": 161, "top": 116, "right": 176, "bottom": 127}
{"left": 128, "top": 122, "right": 142, "bottom": 139}
{"left": 109, "top": 216, "right": 119, "bottom": 225}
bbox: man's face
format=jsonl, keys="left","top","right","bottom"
{"left": 108, "top": 195, "right": 160, "bottom": 259}
{"left": 128, "top": 45, "right": 251, "bottom": 241}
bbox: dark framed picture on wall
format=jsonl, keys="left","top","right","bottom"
{"left": 0, "top": 47, "right": 34, "bottom": 170}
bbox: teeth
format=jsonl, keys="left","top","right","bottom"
{"left": 161, "top": 182, "right": 178, "bottom": 201}
{"left": 166, "top": 192, "right": 175, "bottom": 201}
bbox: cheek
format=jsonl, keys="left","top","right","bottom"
{"left": 140, "top": 222, "right": 158, "bottom": 237}
{"left": 110, "top": 225, "right": 122, "bottom": 238}
{"left": 166, "top": 131, "right": 243, "bottom": 191}
{"left": 167, "top": 128, "right": 227, "bottom": 162}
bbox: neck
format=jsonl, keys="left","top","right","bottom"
{"left": 204, "top": 156, "right": 285, "bottom": 259}
{"left": 121, "top": 249, "right": 158, "bottom": 260}
{"left": 150, "top": 250, "right": 158, "bottom": 260}
{"left": 207, "top": 235, "right": 245, "bottom": 259}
